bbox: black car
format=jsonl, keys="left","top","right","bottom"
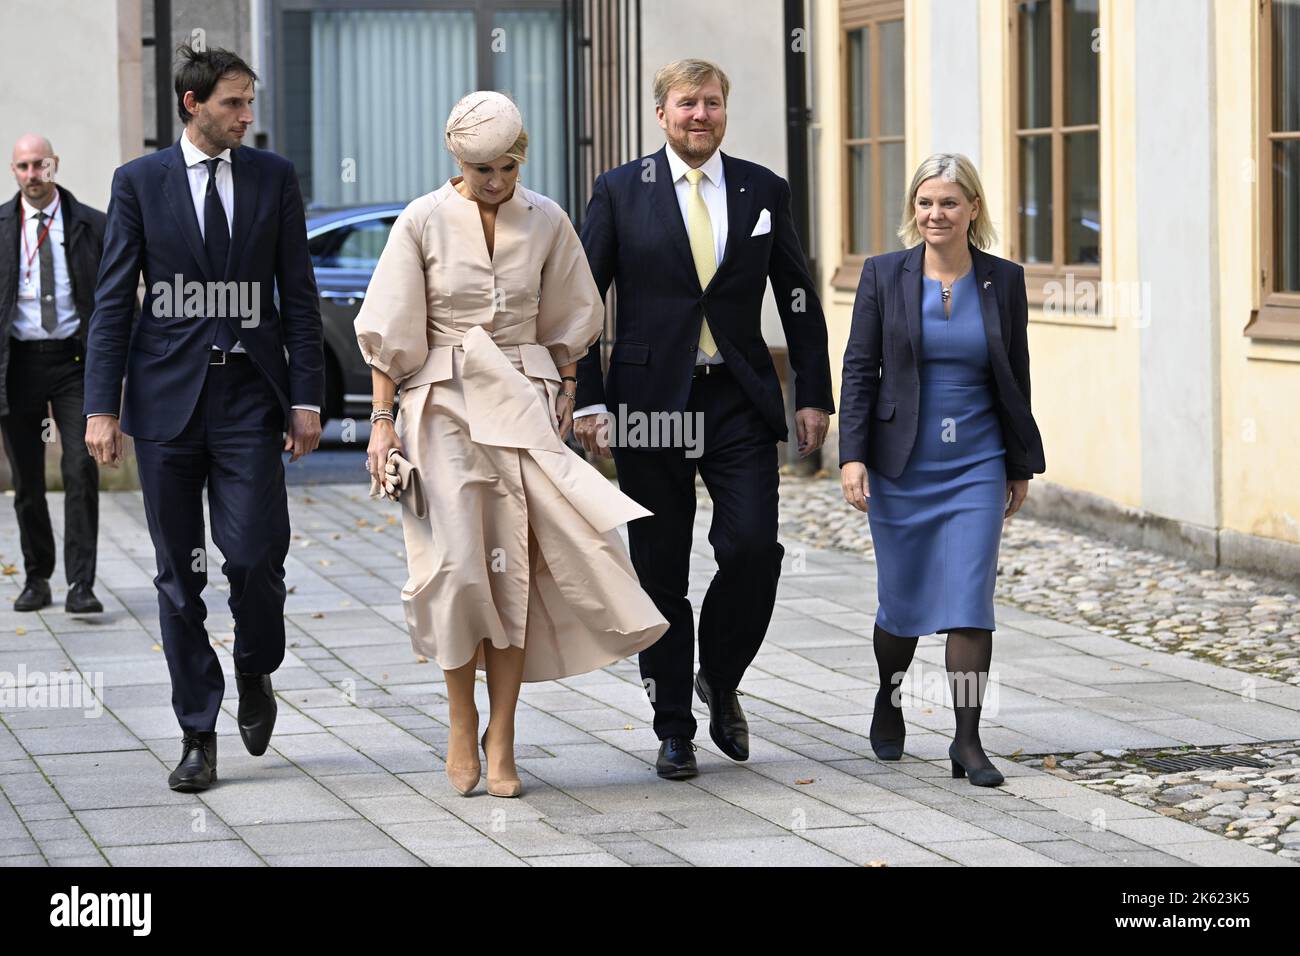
{"left": 306, "top": 202, "right": 407, "bottom": 424}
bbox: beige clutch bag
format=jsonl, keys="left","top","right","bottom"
{"left": 368, "top": 448, "right": 427, "bottom": 519}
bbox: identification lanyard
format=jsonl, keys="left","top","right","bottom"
{"left": 21, "top": 192, "right": 61, "bottom": 288}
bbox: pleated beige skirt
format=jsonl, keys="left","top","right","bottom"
{"left": 394, "top": 339, "right": 668, "bottom": 682}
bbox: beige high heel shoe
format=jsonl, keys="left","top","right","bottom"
{"left": 445, "top": 760, "right": 481, "bottom": 796}
{"left": 481, "top": 726, "right": 523, "bottom": 798}
{"left": 445, "top": 729, "right": 481, "bottom": 796}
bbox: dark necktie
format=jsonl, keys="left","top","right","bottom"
{"left": 37, "top": 212, "right": 58, "bottom": 333}
{"left": 202, "top": 157, "right": 236, "bottom": 350}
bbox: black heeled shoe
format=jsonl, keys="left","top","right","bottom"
{"left": 949, "top": 742, "right": 1004, "bottom": 787}
{"left": 869, "top": 685, "right": 905, "bottom": 760}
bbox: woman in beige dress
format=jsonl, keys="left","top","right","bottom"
{"left": 355, "top": 92, "right": 668, "bottom": 798}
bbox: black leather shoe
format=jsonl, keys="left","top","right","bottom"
{"left": 694, "top": 671, "right": 749, "bottom": 761}
{"left": 168, "top": 732, "right": 217, "bottom": 792}
{"left": 235, "top": 671, "right": 277, "bottom": 756}
{"left": 65, "top": 582, "right": 103, "bottom": 614}
{"left": 14, "top": 577, "right": 51, "bottom": 612}
{"left": 656, "top": 736, "right": 698, "bottom": 780}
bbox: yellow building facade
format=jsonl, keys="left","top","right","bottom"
{"left": 810, "top": 0, "right": 1300, "bottom": 583}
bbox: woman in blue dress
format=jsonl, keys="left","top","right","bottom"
{"left": 838, "top": 153, "right": 1046, "bottom": 786}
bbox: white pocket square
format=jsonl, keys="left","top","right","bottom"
{"left": 750, "top": 208, "right": 772, "bottom": 237}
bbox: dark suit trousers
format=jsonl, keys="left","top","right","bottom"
{"left": 612, "top": 368, "right": 784, "bottom": 740}
{"left": 133, "top": 355, "right": 291, "bottom": 735}
{"left": 0, "top": 338, "right": 99, "bottom": 585}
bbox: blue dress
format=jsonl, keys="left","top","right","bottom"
{"left": 867, "top": 270, "right": 1006, "bottom": 636}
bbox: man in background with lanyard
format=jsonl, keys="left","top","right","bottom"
{"left": 0, "top": 135, "right": 106, "bottom": 614}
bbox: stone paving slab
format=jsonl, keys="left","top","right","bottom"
{"left": 0, "top": 484, "right": 1294, "bottom": 866}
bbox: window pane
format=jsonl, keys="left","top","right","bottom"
{"left": 848, "top": 28, "right": 869, "bottom": 139}
{"left": 337, "top": 219, "right": 395, "bottom": 269}
{"left": 881, "top": 141, "right": 906, "bottom": 252}
{"left": 1018, "top": 1, "right": 1052, "bottom": 129}
{"left": 1275, "top": 0, "right": 1300, "bottom": 133}
{"left": 309, "top": 218, "right": 396, "bottom": 268}
{"left": 1277, "top": 140, "right": 1300, "bottom": 292}
{"left": 300, "top": 9, "right": 477, "bottom": 206}
{"left": 1065, "top": 0, "right": 1100, "bottom": 126}
{"left": 1019, "top": 135, "right": 1053, "bottom": 263}
{"left": 879, "top": 19, "right": 905, "bottom": 138}
{"left": 849, "top": 144, "right": 873, "bottom": 255}
{"left": 1065, "top": 131, "right": 1100, "bottom": 264}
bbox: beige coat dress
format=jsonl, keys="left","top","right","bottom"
{"left": 354, "top": 179, "right": 668, "bottom": 681}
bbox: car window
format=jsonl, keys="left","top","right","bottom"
{"left": 309, "top": 217, "right": 396, "bottom": 269}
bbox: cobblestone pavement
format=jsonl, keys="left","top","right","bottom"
{"left": 1011, "top": 742, "right": 1300, "bottom": 859}
{"left": 0, "top": 478, "right": 1295, "bottom": 867}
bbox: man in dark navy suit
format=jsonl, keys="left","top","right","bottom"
{"left": 574, "top": 59, "right": 835, "bottom": 779}
{"left": 83, "top": 44, "right": 324, "bottom": 792}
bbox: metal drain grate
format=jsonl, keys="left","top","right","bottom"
{"left": 1141, "top": 754, "right": 1269, "bottom": 773}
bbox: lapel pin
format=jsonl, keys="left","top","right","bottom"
{"left": 739, "top": 187, "right": 746, "bottom": 193}
{"left": 983, "top": 280, "right": 992, "bottom": 289}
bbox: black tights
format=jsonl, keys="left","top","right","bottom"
{"left": 944, "top": 627, "right": 996, "bottom": 771}
{"left": 871, "top": 623, "right": 995, "bottom": 770}
{"left": 870, "top": 624, "right": 917, "bottom": 747}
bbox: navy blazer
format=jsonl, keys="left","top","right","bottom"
{"left": 83, "top": 139, "right": 324, "bottom": 441}
{"left": 839, "top": 243, "right": 1046, "bottom": 481}
{"left": 575, "top": 146, "right": 835, "bottom": 442}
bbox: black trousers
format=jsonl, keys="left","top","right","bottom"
{"left": 133, "top": 354, "right": 291, "bottom": 735}
{"left": 0, "top": 337, "right": 99, "bottom": 586}
{"left": 612, "top": 367, "right": 784, "bottom": 740}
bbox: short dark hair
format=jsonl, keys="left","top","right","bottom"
{"left": 174, "top": 43, "right": 259, "bottom": 124}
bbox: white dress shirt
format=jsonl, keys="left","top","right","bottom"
{"left": 179, "top": 128, "right": 319, "bottom": 416}
{"left": 13, "top": 193, "right": 80, "bottom": 340}
{"left": 574, "top": 143, "right": 728, "bottom": 421}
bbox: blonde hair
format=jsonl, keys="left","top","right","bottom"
{"left": 505, "top": 128, "right": 528, "bottom": 163}
{"left": 897, "top": 152, "right": 996, "bottom": 250}
{"left": 653, "top": 59, "right": 731, "bottom": 108}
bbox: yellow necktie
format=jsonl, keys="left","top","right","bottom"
{"left": 685, "top": 168, "right": 718, "bottom": 357}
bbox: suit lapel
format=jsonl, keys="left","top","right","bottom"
{"left": 1, "top": 195, "right": 19, "bottom": 269}
{"left": 227, "top": 147, "right": 259, "bottom": 280}
{"left": 161, "top": 141, "right": 213, "bottom": 280}
{"left": 711, "top": 153, "right": 752, "bottom": 286}
{"left": 901, "top": 243, "right": 924, "bottom": 363}
{"left": 648, "top": 147, "right": 702, "bottom": 289}
{"left": 1, "top": 196, "right": 19, "bottom": 318}
{"left": 971, "top": 245, "right": 1036, "bottom": 440}
{"left": 58, "top": 187, "right": 86, "bottom": 253}
{"left": 971, "top": 246, "right": 1009, "bottom": 355}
